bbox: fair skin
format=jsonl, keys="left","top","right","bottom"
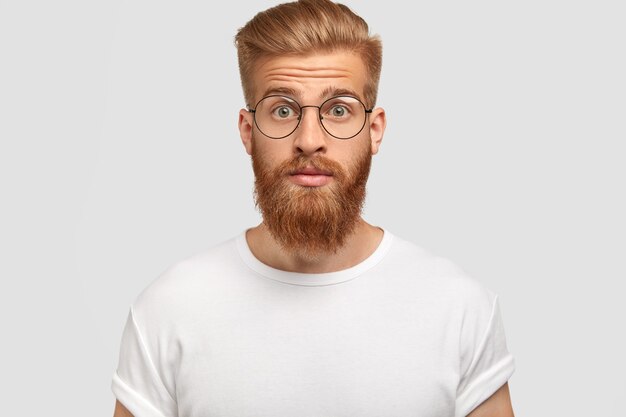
{"left": 468, "top": 382, "right": 515, "bottom": 417}
{"left": 113, "top": 400, "right": 133, "bottom": 417}
{"left": 113, "top": 50, "right": 514, "bottom": 417}
{"left": 238, "top": 51, "right": 386, "bottom": 273}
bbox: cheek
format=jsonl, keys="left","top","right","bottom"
{"left": 342, "top": 137, "right": 371, "bottom": 168}
{"left": 252, "top": 138, "right": 290, "bottom": 169}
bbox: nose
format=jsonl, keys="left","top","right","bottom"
{"left": 292, "top": 106, "right": 327, "bottom": 156}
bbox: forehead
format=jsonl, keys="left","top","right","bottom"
{"left": 251, "top": 51, "right": 368, "bottom": 104}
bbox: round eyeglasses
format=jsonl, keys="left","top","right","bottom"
{"left": 248, "top": 95, "right": 373, "bottom": 140}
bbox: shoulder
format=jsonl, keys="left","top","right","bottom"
{"left": 385, "top": 231, "right": 498, "bottom": 311}
{"left": 129, "top": 234, "right": 243, "bottom": 325}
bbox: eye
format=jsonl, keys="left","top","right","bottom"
{"left": 273, "top": 105, "right": 295, "bottom": 118}
{"left": 328, "top": 104, "right": 350, "bottom": 118}
{"left": 332, "top": 106, "right": 346, "bottom": 117}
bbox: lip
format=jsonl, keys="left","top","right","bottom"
{"left": 290, "top": 166, "right": 333, "bottom": 176}
{"left": 288, "top": 165, "right": 334, "bottom": 187}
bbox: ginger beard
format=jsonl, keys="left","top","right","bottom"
{"left": 251, "top": 134, "right": 372, "bottom": 261}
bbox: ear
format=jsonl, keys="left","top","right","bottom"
{"left": 368, "top": 107, "right": 386, "bottom": 155}
{"left": 238, "top": 109, "right": 254, "bottom": 155}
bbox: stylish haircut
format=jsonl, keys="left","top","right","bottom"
{"left": 235, "top": 0, "right": 382, "bottom": 108}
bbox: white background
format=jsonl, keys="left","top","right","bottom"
{"left": 1, "top": 0, "right": 624, "bottom": 415}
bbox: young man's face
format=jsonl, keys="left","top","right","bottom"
{"left": 238, "top": 51, "right": 386, "bottom": 260}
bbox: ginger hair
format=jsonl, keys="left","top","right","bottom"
{"left": 235, "top": 0, "right": 382, "bottom": 108}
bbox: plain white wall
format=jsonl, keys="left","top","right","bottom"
{"left": 1, "top": 0, "right": 624, "bottom": 415}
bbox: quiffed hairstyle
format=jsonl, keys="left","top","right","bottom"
{"left": 235, "top": 0, "right": 382, "bottom": 108}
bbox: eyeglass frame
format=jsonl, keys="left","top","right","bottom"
{"left": 247, "top": 94, "right": 374, "bottom": 140}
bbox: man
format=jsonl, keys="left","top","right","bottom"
{"left": 112, "top": 1, "right": 516, "bottom": 416}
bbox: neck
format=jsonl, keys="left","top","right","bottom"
{"left": 245, "top": 218, "right": 384, "bottom": 274}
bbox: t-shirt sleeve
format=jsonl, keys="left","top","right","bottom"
{"left": 455, "top": 295, "right": 515, "bottom": 417}
{"left": 111, "top": 307, "right": 178, "bottom": 417}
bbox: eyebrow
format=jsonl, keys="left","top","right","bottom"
{"left": 259, "top": 86, "right": 364, "bottom": 103}
{"left": 318, "top": 86, "right": 362, "bottom": 102}
{"left": 261, "top": 86, "right": 299, "bottom": 99}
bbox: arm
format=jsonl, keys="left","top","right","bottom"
{"left": 113, "top": 400, "right": 134, "bottom": 417}
{"left": 466, "top": 382, "right": 514, "bottom": 417}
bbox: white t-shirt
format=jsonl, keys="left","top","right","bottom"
{"left": 111, "top": 228, "right": 515, "bottom": 417}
